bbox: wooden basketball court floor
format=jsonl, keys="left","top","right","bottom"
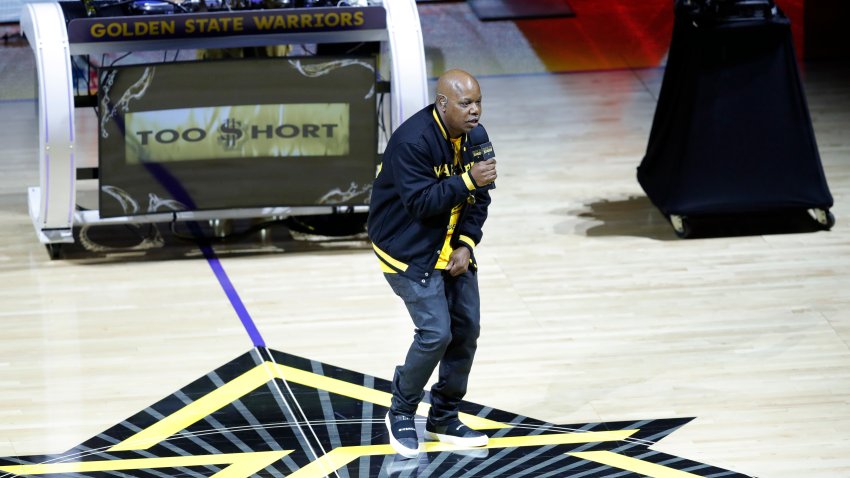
{"left": 2, "top": 8, "right": 850, "bottom": 478}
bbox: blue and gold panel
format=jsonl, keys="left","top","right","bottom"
{"left": 0, "top": 348, "right": 753, "bottom": 477}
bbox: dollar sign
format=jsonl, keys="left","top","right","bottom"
{"left": 218, "top": 118, "right": 243, "bottom": 150}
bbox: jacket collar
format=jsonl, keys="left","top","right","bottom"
{"left": 431, "top": 104, "right": 467, "bottom": 144}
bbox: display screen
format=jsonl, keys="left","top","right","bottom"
{"left": 97, "top": 56, "right": 376, "bottom": 218}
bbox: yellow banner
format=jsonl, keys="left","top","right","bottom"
{"left": 124, "top": 103, "right": 350, "bottom": 163}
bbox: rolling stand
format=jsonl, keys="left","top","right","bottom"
{"left": 20, "top": 0, "right": 428, "bottom": 257}
{"left": 637, "top": 0, "right": 834, "bottom": 238}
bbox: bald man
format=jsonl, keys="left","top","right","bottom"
{"left": 367, "top": 69, "right": 497, "bottom": 458}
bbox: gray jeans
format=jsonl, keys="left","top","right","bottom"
{"left": 384, "top": 270, "right": 481, "bottom": 424}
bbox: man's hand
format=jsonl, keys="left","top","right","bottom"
{"left": 446, "top": 247, "right": 471, "bottom": 277}
{"left": 470, "top": 159, "right": 497, "bottom": 187}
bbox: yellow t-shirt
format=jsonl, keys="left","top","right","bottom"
{"left": 435, "top": 137, "right": 464, "bottom": 270}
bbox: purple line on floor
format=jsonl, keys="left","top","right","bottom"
{"left": 143, "top": 161, "right": 266, "bottom": 347}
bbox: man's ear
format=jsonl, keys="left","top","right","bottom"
{"left": 437, "top": 94, "right": 448, "bottom": 110}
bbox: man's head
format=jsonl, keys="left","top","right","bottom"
{"left": 435, "top": 69, "right": 481, "bottom": 138}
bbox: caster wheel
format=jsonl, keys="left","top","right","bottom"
{"left": 812, "top": 208, "right": 835, "bottom": 230}
{"left": 45, "top": 243, "right": 62, "bottom": 260}
{"left": 670, "top": 214, "right": 691, "bottom": 238}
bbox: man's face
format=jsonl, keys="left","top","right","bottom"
{"left": 439, "top": 80, "right": 482, "bottom": 138}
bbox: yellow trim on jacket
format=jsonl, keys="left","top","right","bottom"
{"left": 372, "top": 243, "right": 408, "bottom": 273}
{"left": 458, "top": 235, "right": 476, "bottom": 250}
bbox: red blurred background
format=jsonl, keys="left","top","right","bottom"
{"left": 512, "top": 0, "right": 805, "bottom": 72}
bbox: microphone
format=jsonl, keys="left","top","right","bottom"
{"left": 469, "top": 125, "right": 496, "bottom": 189}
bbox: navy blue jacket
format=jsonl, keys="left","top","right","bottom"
{"left": 367, "top": 104, "right": 492, "bottom": 285}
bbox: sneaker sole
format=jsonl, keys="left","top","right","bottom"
{"left": 385, "top": 413, "right": 420, "bottom": 459}
{"left": 423, "top": 430, "right": 489, "bottom": 447}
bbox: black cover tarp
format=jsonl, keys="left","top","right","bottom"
{"left": 637, "top": 8, "right": 833, "bottom": 217}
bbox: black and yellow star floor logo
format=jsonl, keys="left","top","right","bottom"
{"left": 0, "top": 348, "right": 753, "bottom": 477}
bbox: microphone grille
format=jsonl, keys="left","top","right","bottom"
{"left": 469, "top": 125, "right": 489, "bottom": 145}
